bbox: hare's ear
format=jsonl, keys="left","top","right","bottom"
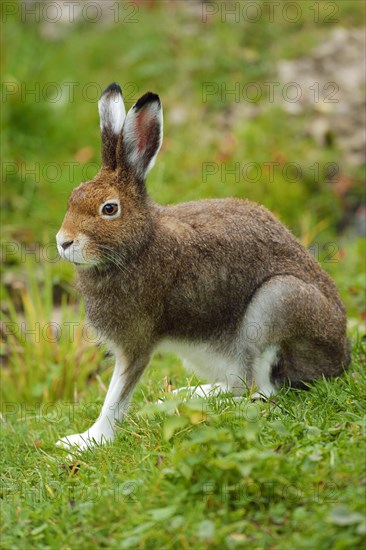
{"left": 98, "top": 83, "right": 126, "bottom": 171}
{"left": 117, "top": 92, "right": 162, "bottom": 182}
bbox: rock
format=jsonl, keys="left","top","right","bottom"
{"left": 278, "top": 28, "right": 366, "bottom": 166}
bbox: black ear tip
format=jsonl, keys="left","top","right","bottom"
{"left": 134, "top": 92, "right": 161, "bottom": 111}
{"left": 101, "top": 82, "right": 123, "bottom": 98}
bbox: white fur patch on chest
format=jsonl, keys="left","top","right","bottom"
{"left": 155, "top": 338, "right": 244, "bottom": 392}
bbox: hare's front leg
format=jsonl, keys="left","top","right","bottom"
{"left": 56, "top": 352, "right": 148, "bottom": 455}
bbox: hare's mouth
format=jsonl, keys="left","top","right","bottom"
{"left": 56, "top": 231, "right": 100, "bottom": 266}
{"left": 58, "top": 248, "right": 95, "bottom": 266}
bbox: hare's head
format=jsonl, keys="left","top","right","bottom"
{"left": 56, "top": 83, "right": 162, "bottom": 267}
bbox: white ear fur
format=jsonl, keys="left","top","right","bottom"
{"left": 122, "top": 92, "right": 163, "bottom": 180}
{"left": 98, "top": 83, "right": 126, "bottom": 136}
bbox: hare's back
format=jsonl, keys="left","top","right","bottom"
{"left": 159, "top": 198, "right": 298, "bottom": 248}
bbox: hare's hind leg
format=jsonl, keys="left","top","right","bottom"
{"left": 250, "top": 345, "right": 279, "bottom": 399}
{"left": 242, "top": 275, "right": 348, "bottom": 391}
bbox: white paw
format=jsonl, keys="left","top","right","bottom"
{"left": 185, "top": 384, "right": 225, "bottom": 398}
{"left": 56, "top": 428, "right": 113, "bottom": 458}
{"left": 157, "top": 383, "right": 227, "bottom": 403}
{"left": 251, "top": 387, "right": 277, "bottom": 401}
{"left": 56, "top": 432, "right": 94, "bottom": 452}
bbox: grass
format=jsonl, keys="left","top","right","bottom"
{"left": 1, "top": 263, "right": 106, "bottom": 403}
{"left": 1, "top": 338, "right": 365, "bottom": 549}
{"left": 1, "top": 1, "right": 366, "bottom": 548}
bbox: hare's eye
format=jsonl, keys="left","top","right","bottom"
{"left": 101, "top": 203, "right": 119, "bottom": 217}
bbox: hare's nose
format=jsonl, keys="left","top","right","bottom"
{"left": 61, "top": 240, "right": 74, "bottom": 250}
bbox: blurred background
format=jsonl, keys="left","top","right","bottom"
{"left": 1, "top": 0, "right": 365, "bottom": 403}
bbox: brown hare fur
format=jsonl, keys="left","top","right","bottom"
{"left": 56, "top": 83, "right": 350, "bottom": 452}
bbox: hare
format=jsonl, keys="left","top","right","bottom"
{"left": 56, "top": 83, "right": 350, "bottom": 453}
